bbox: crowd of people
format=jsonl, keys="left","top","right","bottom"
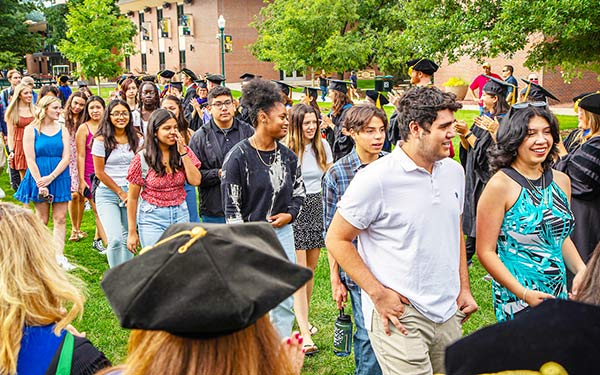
{"left": 0, "top": 59, "right": 599, "bottom": 375}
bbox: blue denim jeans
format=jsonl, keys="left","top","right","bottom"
{"left": 95, "top": 185, "right": 133, "bottom": 268}
{"left": 184, "top": 182, "right": 200, "bottom": 223}
{"left": 201, "top": 215, "right": 226, "bottom": 224}
{"left": 340, "top": 268, "right": 382, "bottom": 375}
{"left": 270, "top": 224, "right": 296, "bottom": 339}
{"left": 320, "top": 85, "right": 328, "bottom": 102}
{"left": 137, "top": 198, "right": 190, "bottom": 248}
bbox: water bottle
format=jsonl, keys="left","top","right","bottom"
{"left": 333, "top": 308, "right": 353, "bottom": 357}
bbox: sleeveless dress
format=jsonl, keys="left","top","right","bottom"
{"left": 492, "top": 167, "right": 574, "bottom": 322}
{"left": 14, "top": 128, "right": 71, "bottom": 203}
{"left": 11, "top": 115, "right": 34, "bottom": 170}
{"left": 69, "top": 132, "right": 79, "bottom": 193}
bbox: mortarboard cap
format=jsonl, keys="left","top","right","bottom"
{"left": 520, "top": 79, "right": 559, "bottom": 102}
{"left": 169, "top": 82, "right": 183, "bottom": 92}
{"left": 301, "top": 86, "right": 320, "bottom": 100}
{"left": 195, "top": 80, "right": 207, "bottom": 89}
{"left": 578, "top": 92, "right": 600, "bottom": 115}
{"left": 178, "top": 68, "right": 198, "bottom": 81}
{"left": 101, "top": 222, "right": 312, "bottom": 338}
{"left": 157, "top": 69, "right": 175, "bottom": 80}
{"left": 273, "top": 80, "right": 295, "bottom": 97}
{"left": 328, "top": 79, "right": 351, "bottom": 94}
{"left": 445, "top": 299, "right": 600, "bottom": 375}
{"left": 240, "top": 73, "right": 260, "bottom": 82}
{"left": 140, "top": 75, "right": 157, "bottom": 83}
{"left": 483, "top": 75, "right": 511, "bottom": 97}
{"left": 407, "top": 58, "right": 439, "bottom": 76}
{"left": 206, "top": 73, "right": 225, "bottom": 85}
{"left": 365, "top": 90, "right": 389, "bottom": 108}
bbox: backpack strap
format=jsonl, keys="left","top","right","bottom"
{"left": 55, "top": 332, "right": 74, "bottom": 375}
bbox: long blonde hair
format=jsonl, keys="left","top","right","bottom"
{"left": 99, "top": 316, "right": 296, "bottom": 375}
{"left": 0, "top": 203, "right": 85, "bottom": 375}
{"left": 288, "top": 103, "right": 328, "bottom": 172}
{"left": 32, "top": 95, "right": 61, "bottom": 131}
{"left": 581, "top": 108, "right": 600, "bottom": 141}
{"left": 4, "top": 83, "right": 35, "bottom": 126}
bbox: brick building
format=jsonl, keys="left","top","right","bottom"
{"left": 117, "top": 0, "right": 280, "bottom": 82}
{"left": 434, "top": 49, "right": 600, "bottom": 104}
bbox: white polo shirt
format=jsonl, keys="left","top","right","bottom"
{"left": 336, "top": 146, "right": 465, "bottom": 327}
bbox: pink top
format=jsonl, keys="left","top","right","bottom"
{"left": 83, "top": 123, "right": 95, "bottom": 187}
{"left": 469, "top": 73, "right": 503, "bottom": 105}
{"left": 127, "top": 146, "right": 200, "bottom": 207}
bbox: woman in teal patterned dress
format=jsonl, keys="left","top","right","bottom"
{"left": 476, "top": 104, "right": 587, "bottom": 322}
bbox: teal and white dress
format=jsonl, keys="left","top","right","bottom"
{"left": 493, "top": 167, "right": 574, "bottom": 322}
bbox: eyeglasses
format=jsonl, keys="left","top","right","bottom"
{"left": 528, "top": 77, "right": 538, "bottom": 81}
{"left": 210, "top": 100, "right": 233, "bottom": 108}
{"left": 512, "top": 101, "right": 547, "bottom": 110}
{"left": 110, "top": 112, "right": 129, "bottom": 118}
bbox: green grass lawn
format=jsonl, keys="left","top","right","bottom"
{"left": 1, "top": 107, "right": 577, "bottom": 374}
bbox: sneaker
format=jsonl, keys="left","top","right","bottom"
{"left": 0, "top": 187, "right": 5, "bottom": 199}
{"left": 84, "top": 201, "right": 91, "bottom": 211}
{"left": 56, "top": 255, "right": 76, "bottom": 271}
{"left": 93, "top": 239, "right": 108, "bottom": 255}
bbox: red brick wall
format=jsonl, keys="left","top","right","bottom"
{"left": 543, "top": 69, "right": 600, "bottom": 103}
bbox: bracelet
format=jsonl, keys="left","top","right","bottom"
{"left": 180, "top": 152, "right": 188, "bottom": 157}
{"left": 522, "top": 288, "right": 529, "bottom": 301}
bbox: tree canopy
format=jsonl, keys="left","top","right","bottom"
{"left": 59, "top": 0, "right": 136, "bottom": 87}
{"left": 0, "top": 0, "right": 41, "bottom": 68}
{"left": 251, "top": 0, "right": 600, "bottom": 80}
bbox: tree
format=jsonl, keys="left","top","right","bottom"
{"left": 43, "top": 3, "right": 69, "bottom": 48}
{"left": 252, "top": 0, "right": 600, "bottom": 81}
{"left": 59, "top": 0, "right": 136, "bottom": 93}
{"left": 0, "top": 0, "right": 41, "bottom": 69}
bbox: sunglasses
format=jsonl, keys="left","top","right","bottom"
{"left": 512, "top": 101, "right": 547, "bottom": 110}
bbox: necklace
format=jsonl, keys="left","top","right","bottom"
{"left": 251, "top": 137, "right": 276, "bottom": 167}
{"left": 518, "top": 169, "right": 548, "bottom": 205}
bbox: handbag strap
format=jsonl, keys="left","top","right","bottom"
{"left": 55, "top": 332, "right": 74, "bottom": 375}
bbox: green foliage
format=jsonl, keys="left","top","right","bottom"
{"left": 0, "top": 0, "right": 41, "bottom": 67}
{"left": 59, "top": 0, "right": 136, "bottom": 83}
{"left": 444, "top": 77, "right": 469, "bottom": 87}
{"left": 43, "top": 3, "right": 69, "bottom": 48}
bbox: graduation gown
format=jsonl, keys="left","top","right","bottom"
{"left": 330, "top": 104, "right": 353, "bottom": 161}
{"left": 554, "top": 135, "right": 600, "bottom": 262}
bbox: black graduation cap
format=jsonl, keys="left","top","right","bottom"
{"left": 578, "top": 92, "right": 600, "bottom": 115}
{"left": 206, "top": 73, "right": 225, "bottom": 85}
{"left": 140, "top": 75, "right": 157, "bottom": 83}
{"left": 101, "top": 222, "right": 312, "bottom": 339}
{"left": 521, "top": 79, "right": 559, "bottom": 102}
{"left": 445, "top": 299, "right": 600, "bottom": 375}
{"left": 240, "top": 73, "right": 260, "bottom": 82}
{"left": 365, "top": 90, "right": 389, "bottom": 107}
{"left": 483, "top": 75, "right": 512, "bottom": 97}
{"left": 179, "top": 68, "right": 198, "bottom": 81}
{"left": 301, "top": 86, "right": 320, "bottom": 99}
{"left": 169, "top": 82, "right": 183, "bottom": 92}
{"left": 328, "top": 79, "right": 351, "bottom": 94}
{"left": 406, "top": 58, "right": 439, "bottom": 76}
{"left": 195, "top": 80, "right": 208, "bottom": 89}
{"left": 157, "top": 70, "right": 175, "bottom": 80}
{"left": 273, "top": 81, "right": 295, "bottom": 97}
{"left": 117, "top": 76, "right": 127, "bottom": 87}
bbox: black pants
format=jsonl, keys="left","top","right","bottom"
{"left": 466, "top": 236, "right": 476, "bottom": 263}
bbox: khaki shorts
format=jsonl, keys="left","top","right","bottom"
{"left": 368, "top": 304, "right": 465, "bottom": 375}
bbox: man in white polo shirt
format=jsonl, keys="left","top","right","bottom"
{"left": 326, "top": 86, "right": 478, "bottom": 375}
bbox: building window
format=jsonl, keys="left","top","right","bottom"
{"left": 159, "top": 52, "right": 165, "bottom": 70}
{"left": 125, "top": 56, "right": 131, "bottom": 72}
{"left": 177, "top": 4, "right": 184, "bottom": 23}
{"left": 139, "top": 12, "right": 144, "bottom": 28}
{"left": 179, "top": 50, "right": 186, "bottom": 69}
{"left": 141, "top": 53, "right": 147, "bottom": 72}
{"left": 157, "top": 8, "right": 163, "bottom": 23}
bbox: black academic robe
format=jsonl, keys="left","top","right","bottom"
{"left": 554, "top": 136, "right": 600, "bottom": 262}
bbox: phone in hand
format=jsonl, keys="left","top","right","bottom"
{"left": 83, "top": 187, "right": 92, "bottom": 199}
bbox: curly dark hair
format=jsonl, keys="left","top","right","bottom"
{"left": 489, "top": 106, "right": 560, "bottom": 174}
{"left": 240, "top": 79, "right": 284, "bottom": 127}
{"left": 396, "top": 86, "right": 462, "bottom": 141}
